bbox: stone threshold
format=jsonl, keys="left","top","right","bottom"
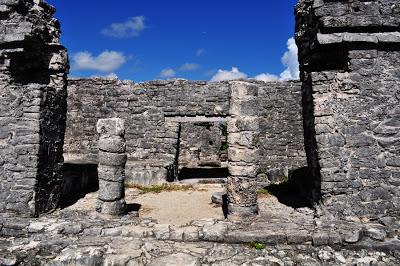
{"left": 0, "top": 212, "right": 398, "bottom": 253}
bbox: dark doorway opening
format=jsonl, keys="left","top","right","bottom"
{"left": 59, "top": 163, "right": 99, "bottom": 208}
{"left": 178, "top": 167, "right": 228, "bottom": 183}
{"left": 265, "top": 167, "right": 314, "bottom": 209}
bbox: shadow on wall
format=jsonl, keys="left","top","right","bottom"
{"left": 59, "top": 164, "right": 99, "bottom": 208}
{"left": 178, "top": 167, "right": 229, "bottom": 181}
{"left": 265, "top": 167, "right": 315, "bottom": 209}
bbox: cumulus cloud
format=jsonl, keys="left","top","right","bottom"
{"left": 210, "top": 67, "right": 248, "bottom": 82}
{"left": 72, "top": 50, "right": 126, "bottom": 72}
{"left": 102, "top": 16, "right": 147, "bottom": 38}
{"left": 254, "top": 73, "right": 280, "bottom": 82}
{"left": 179, "top": 63, "right": 200, "bottom": 71}
{"left": 159, "top": 68, "right": 176, "bottom": 78}
{"left": 279, "top": 38, "right": 299, "bottom": 80}
{"left": 196, "top": 48, "right": 205, "bottom": 57}
{"left": 210, "top": 38, "right": 299, "bottom": 83}
{"left": 254, "top": 37, "right": 299, "bottom": 82}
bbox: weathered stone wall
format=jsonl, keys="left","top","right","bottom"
{"left": 296, "top": 0, "right": 400, "bottom": 218}
{"left": 65, "top": 78, "right": 230, "bottom": 185}
{"left": 178, "top": 121, "right": 228, "bottom": 170}
{"left": 257, "top": 81, "right": 307, "bottom": 184}
{"left": 0, "top": 0, "right": 68, "bottom": 216}
{"left": 65, "top": 79, "right": 306, "bottom": 186}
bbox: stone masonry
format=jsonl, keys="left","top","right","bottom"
{"left": 296, "top": 0, "right": 400, "bottom": 218}
{"left": 96, "top": 118, "right": 127, "bottom": 215}
{"left": 0, "top": 0, "right": 68, "bottom": 216}
{"left": 226, "top": 81, "right": 260, "bottom": 217}
{"left": 64, "top": 78, "right": 306, "bottom": 186}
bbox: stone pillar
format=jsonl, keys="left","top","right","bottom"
{"left": 96, "top": 118, "right": 127, "bottom": 215}
{"left": 0, "top": 0, "right": 69, "bottom": 216}
{"left": 226, "top": 81, "right": 259, "bottom": 218}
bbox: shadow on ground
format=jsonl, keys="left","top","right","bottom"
{"left": 265, "top": 167, "right": 314, "bottom": 209}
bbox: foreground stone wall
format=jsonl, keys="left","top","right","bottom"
{"left": 65, "top": 79, "right": 306, "bottom": 185}
{"left": 296, "top": 0, "right": 400, "bottom": 218}
{"left": 0, "top": 0, "right": 68, "bottom": 216}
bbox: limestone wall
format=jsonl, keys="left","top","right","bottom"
{"left": 65, "top": 78, "right": 230, "bottom": 185}
{"left": 257, "top": 81, "right": 306, "bottom": 183}
{"left": 296, "top": 0, "right": 400, "bottom": 218}
{"left": 0, "top": 0, "right": 68, "bottom": 216}
{"left": 64, "top": 79, "right": 306, "bottom": 185}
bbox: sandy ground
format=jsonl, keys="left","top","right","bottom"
{"left": 64, "top": 184, "right": 225, "bottom": 225}
{"left": 127, "top": 184, "right": 225, "bottom": 225}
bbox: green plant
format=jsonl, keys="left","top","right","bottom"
{"left": 219, "top": 123, "right": 229, "bottom": 150}
{"left": 257, "top": 188, "right": 270, "bottom": 197}
{"left": 219, "top": 123, "right": 228, "bottom": 137}
{"left": 249, "top": 242, "right": 266, "bottom": 250}
{"left": 220, "top": 142, "right": 229, "bottom": 151}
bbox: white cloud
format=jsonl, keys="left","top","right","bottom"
{"left": 254, "top": 73, "right": 279, "bottom": 82}
{"left": 253, "top": 37, "right": 300, "bottom": 82}
{"left": 72, "top": 50, "right": 126, "bottom": 72}
{"left": 196, "top": 48, "right": 205, "bottom": 57}
{"left": 90, "top": 73, "right": 118, "bottom": 79}
{"left": 179, "top": 63, "right": 200, "bottom": 71}
{"left": 159, "top": 68, "right": 176, "bottom": 78}
{"left": 210, "top": 67, "right": 248, "bottom": 82}
{"left": 102, "top": 16, "right": 147, "bottom": 38}
{"left": 279, "top": 37, "right": 299, "bottom": 80}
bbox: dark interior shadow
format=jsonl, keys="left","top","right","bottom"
{"left": 265, "top": 167, "right": 314, "bottom": 209}
{"left": 59, "top": 163, "right": 99, "bottom": 208}
{"left": 126, "top": 203, "right": 142, "bottom": 213}
{"left": 222, "top": 194, "right": 228, "bottom": 219}
{"left": 178, "top": 167, "right": 229, "bottom": 180}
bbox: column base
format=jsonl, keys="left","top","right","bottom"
{"left": 228, "top": 203, "right": 258, "bottom": 219}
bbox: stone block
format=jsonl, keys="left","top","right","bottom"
{"left": 96, "top": 118, "right": 125, "bottom": 137}
{"left": 98, "top": 165, "right": 125, "bottom": 182}
{"left": 98, "top": 151, "right": 127, "bottom": 166}
{"left": 98, "top": 179, "right": 124, "bottom": 201}
{"left": 96, "top": 199, "right": 126, "bottom": 215}
{"left": 153, "top": 224, "right": 170, "bottom": 240}
{"left": 228, "top": 163, "right": 258, "bottom": 177}
{"left": 287, "top": 230, "right": 312, "bottom": 244}
{"left": 312, "top": 232, "right": 329, "bottom": 246}
{"left": 226, "top": 176, "right": 258, "bottom": 206}
{"left": 228, "top": 147, "right": 258, "bottom": 163}
{"left": 201, "top": 223, "right": 228, "bottom": 242}
{"left": 98, "top": 136, "right": 126, "bottom": 153}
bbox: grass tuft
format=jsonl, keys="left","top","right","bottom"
{"left": 257, "top": 188, "right": 270, "bottom": 197}
{"left": 249, "top": 242, "right": 266, "bottom": 250}
{"left": 125, "top": 183, "right": 196, "bottom": 194}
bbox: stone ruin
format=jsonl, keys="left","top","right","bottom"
{"left": 0, "top": 0, "right": 68, "bottom": 216}
{"left": 0, "top": 0, "right": 399, "bottom": 264}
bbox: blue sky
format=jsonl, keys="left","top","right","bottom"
{"left": 47, "top": 0, "right": 299, "bottom": 82}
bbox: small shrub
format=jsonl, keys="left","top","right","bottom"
{"left": 249, "top": 242, "right": 266, "bottom": 250}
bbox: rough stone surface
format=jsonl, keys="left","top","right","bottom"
{"left": 296, "top": 0, "right": 400, "bottom": 218}
{"left": 227, "top": 81, "right": 260, "bottom": 217}
{"left": 96, "top": 118, "right": 126, "bottom": 215}
{"left": 64, "top": 79, "right": 305, "bottom": 185}
{"left": 0, "top": 0, "right": 69, "bottom": 216}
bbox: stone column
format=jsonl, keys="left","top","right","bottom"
{"left": 96, "top": 118, "right": 127, "bottom": 215}
{"left": 227, "top": 81, "right": 259, "bottom": 218}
